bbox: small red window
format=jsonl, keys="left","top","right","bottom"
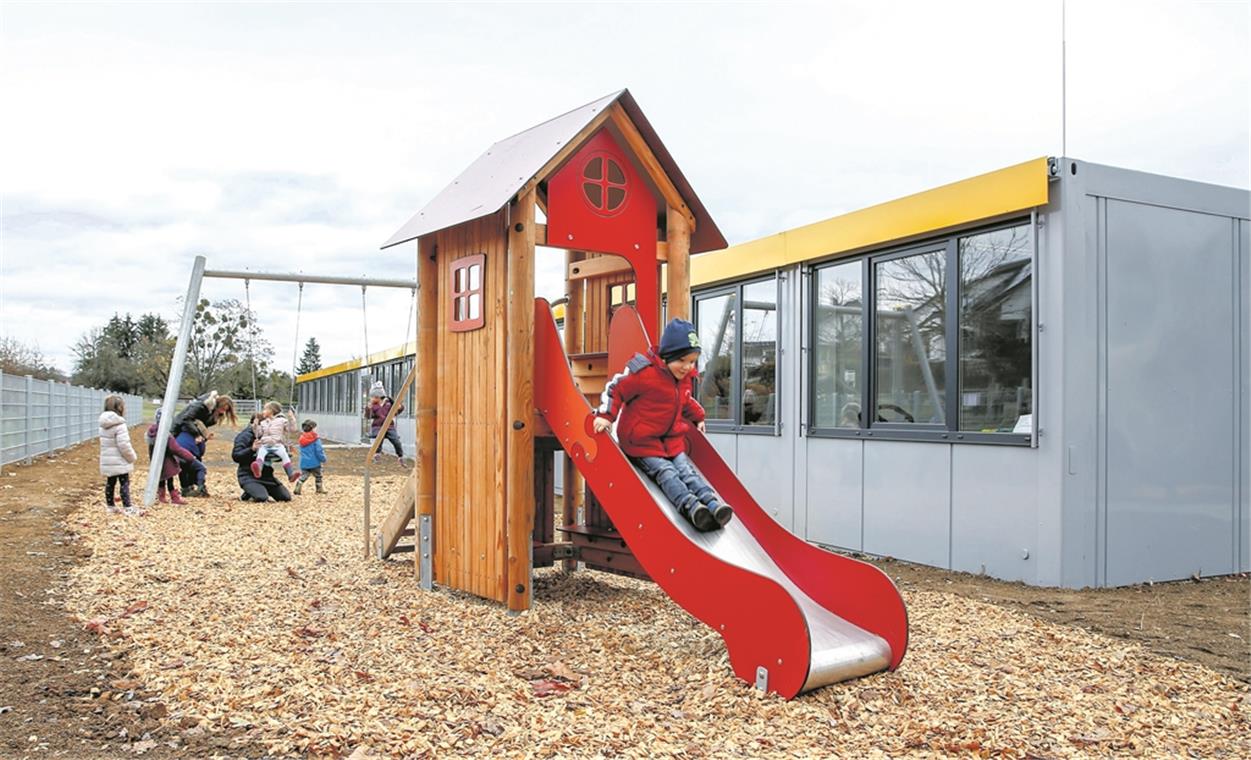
{"left": 450, "top": 254, "right": 485, "bottom": 332}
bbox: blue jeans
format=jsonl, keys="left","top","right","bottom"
{"left": 634, "top": 453, "right": 719, "bottom": 516}
{"left": 174, "top": 431, "right": 207, "bottom": 488}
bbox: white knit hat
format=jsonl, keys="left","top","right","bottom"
{"left": 369, "top": 381, "right": 386, "bottom": 398}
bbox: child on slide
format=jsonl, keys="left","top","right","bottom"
{"left": 250, "top": 401, "right": 301, "bottom": 483}
{"left": 592, "top": 318, "right": 733, "bottom": 532}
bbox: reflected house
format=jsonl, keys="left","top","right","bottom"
{"left": 958, "top": 256, "right": 1032, "bottom": 431}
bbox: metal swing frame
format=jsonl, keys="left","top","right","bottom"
{"left": 143, "top": 254, "right": 417, "bottom": 507}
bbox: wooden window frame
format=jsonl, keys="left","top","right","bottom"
{"left": 450, "top": 254, "right": 486, "bottom": 332}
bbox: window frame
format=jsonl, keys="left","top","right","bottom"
{"left": 693, "top": 273, "right": 782, "bottom": 436}
{"left": 450, "top": 254, "right": 486, "bottom": 332}
{"left": 806, "top": 218, "right": 1035, "bottom": 447}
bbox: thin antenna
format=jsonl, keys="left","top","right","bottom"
{"left": 1061, "top": 0, "right": 1067, "bottom": 158}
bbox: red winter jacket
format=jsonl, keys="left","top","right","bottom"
{"left": 594, "top": 350, "right": 706, "bottom": 458}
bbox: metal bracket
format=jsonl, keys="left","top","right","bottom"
{"left": 418, "top": 514, "right": 433, "bottom": 591}
{"left": 755, "top": 666, "right": 768, "bottom": 692}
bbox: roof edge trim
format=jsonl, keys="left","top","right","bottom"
{"left": 691, "top": 157, "right": 1051, "bottom": 286}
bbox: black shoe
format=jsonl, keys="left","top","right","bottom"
{"left": 689, "top": 504, "right": 718, "bottom": 532}
{"left": 240, "top": 492, "right": 251, "bottom": 502}
{"left": 712, "top": 503, "right": 734, "bottom": 527}
{"left": 181, "top": 486, "right": 195, "bottom": 497}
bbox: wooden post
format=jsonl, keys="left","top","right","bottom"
{"left": 666, "top": 206, "right": 692, "bottom": 322}
{"left": 415, "top": 234, "right": 439, "bottom": 582}
{"left": 506, "top": 189, "right": 537, "bottom": 611}
{"left": 563, "top": 251, "right": 586, "bottom": 570}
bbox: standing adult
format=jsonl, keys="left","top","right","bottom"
{"left": 364, "top": 381, "right": 405, "bottom": 463}
{"left": 232, "top": 415, "right": 292, "bottom": 502}
{"left": 171, "top": 390, "right": 237, "bottom": 496}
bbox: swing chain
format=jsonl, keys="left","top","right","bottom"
{"left": 288, "top": 282, "right": 304, "bottom": 412}
{"left": 244, "top": 278, "right": 258, "bottom": 406}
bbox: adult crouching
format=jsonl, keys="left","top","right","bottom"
{"left": 172, "top": 390, "right": 237, "bottom": 497}
{"left": 232, "top": 414, "right": 292, "bottom": 503}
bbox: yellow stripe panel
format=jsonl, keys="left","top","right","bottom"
{"left": 691, "top": 157, "right": 1050, "bottom": 286}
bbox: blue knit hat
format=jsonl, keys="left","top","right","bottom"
{"left": 658, "top": 318, "right": 701, "bottom": 361}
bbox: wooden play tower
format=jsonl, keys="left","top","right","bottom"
{"left": 378, "top": 90, "right": 726, "bottom": 612}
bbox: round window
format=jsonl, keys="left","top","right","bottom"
{"left": 581, "top": 153, "right": 628, "bottom": 217}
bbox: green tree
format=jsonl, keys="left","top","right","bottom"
{"left": 185, "top": 298, "right": 275, "bottom": 399}
{"left": 0, "top": 336, "right": 65, "bottom": 381}
{"left": 71, "top": 312, "right": 172, "bottom": 395}
{"left": 71, "top": 328, "right": 132, "bottom": 391}
{"left": 296, "top": 337, "right": 323, "bottom": 375}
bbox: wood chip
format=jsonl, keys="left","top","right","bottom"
{"left": 59, "top": 469, "right": 1251, "bottom": 758}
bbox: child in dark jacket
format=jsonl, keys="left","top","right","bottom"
{"left": 593, "top": 318, "right": 733, "bottom": 532}
{"left": 146, "top": 414, "right": 193, "bottom": 505}
{"left": 294, "top": 420, "right": 327, "bottom": 495}
{"left": 365, "top": 382, "right": 404, "bottom": 462}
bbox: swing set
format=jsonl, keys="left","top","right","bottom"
{"left": 142, "top": 255, "right": 418, "bottom": 508}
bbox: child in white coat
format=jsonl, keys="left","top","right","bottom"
{"left": 99, "top": 395, "right": 139, "bottom": 515}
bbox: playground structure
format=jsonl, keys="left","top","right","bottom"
{"left": 374, "top": 89, "right": 908, "bottom": 697}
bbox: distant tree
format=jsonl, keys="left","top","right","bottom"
{"left": 71, "top": 329, "right": 132, "bottom": 391}
{"left": 296, "top": 337, "right": 323, "bottom": 375}
{"left": 184, "top": 298, "right": 275, "bottom": 399}
{"left": 0, "top": 336, "right": 65, "bottom": 381}
{"left": 71, "top": 312, "right": 172, "bottom": 395}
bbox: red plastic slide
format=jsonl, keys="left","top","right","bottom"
{"left": 534, "top": 299, "right": 908, "bottom": 698}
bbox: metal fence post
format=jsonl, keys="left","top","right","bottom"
{"left": 24, "top": 375, "right": 33, "bottom": 464}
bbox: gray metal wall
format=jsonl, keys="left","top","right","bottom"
{"left": 706, "top": 159, "right": 1250, "bottom": 588}
{"left": 307, "top": 411, "right": 416, "bottom": 453}
{"left": 1060, "top": 160, "right": 1250, "bottom": 586}
{"left": 0, "top": 372, "right": 146, "bottom": 468}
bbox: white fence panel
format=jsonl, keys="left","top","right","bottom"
{"left": 0, "top": 371, "right": 146, "bottom": 469}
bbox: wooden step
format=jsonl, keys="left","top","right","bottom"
{"left": 568, "top": 352, "right": 609, "bottom": 379}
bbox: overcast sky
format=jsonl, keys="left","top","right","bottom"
{"left": 2, "top": 1, "right": 1247, "bottom": 378}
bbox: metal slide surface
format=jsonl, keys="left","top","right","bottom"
{"left": 534, "top": 299, "right": 909, "bottom": 698}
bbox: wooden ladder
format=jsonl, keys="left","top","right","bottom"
{"left": 375, "top": 470, "right": 416, "bottom": 559}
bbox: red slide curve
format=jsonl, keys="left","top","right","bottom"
{"left": 534, "top": 299, "right": 908, "bottom": 698}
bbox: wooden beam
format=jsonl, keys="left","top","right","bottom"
{"left": 568, "top": 255, "right": 633, "bottom": 281}
{"left": 562, "top": 249, "right": 585, "bottom": 572}
{"left": 666, "top": 206, "right": 692, "bottom": 321}
{"left": 608, "top": 104, "right": 696, "bottom": 232}
{"left": 505, "top": 189, "right": 537, "bottom": 612}
{"left": 414, "top": 234, "right": 439, "bottom": 582}
{"left": 536, "top": 223, "right": 546, "bottom": 247}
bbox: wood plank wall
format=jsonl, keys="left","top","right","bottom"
{"left": 581, "top": 254, "right": 634, "bottom": 354}
{"left": 433, "top": 211, "right": 509, "bottom": 603}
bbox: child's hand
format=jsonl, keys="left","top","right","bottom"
{"left": 697, "top": 421, "right": 706, "bottom": 433}
{"left": 592, "top": 417, "right": 612, "bottom": 434}
{"left": 252, "top": 441, "right": 261, "bottom": 451}
{"left": 195, "top": 436, "right": 205, "bottom": 444}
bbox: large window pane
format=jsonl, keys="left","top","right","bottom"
{"left": 875, "top": 250, "right": 947, "bottom": 424}
{"left": 696, "top": 293, "right": 736, "bottom": 421}
{"left": 958, "top": 225, "right": 1032, "bottom": 432}
{"left": 813, "top": 262, "right": 864, "bottom": 428}
{"left": 741, "top": 280, "right": 777, "bottom": 426}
